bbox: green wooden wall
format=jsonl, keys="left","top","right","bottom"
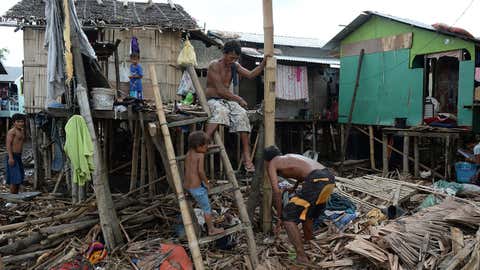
{"left": 341, "top": 16, "right": 475, "bottom": 67}
{"left": 339, "top": 49, "right": 423, "bottom": 126}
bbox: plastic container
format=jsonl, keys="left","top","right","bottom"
{"left": 455, "top": 162, "right": 477, "bottom": 183}
{"left": 91, "top": 88, "right": 115, "bottom": 110}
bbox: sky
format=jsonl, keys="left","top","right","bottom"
{"left": 1, "top": 0, "right": 480, "bottom": 67}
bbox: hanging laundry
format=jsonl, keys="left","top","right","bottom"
{"left": 64, "top": 115, "right": 94, "bottom": 186}
{"left": 275, "top": 64, "right": 309, "bottom": 101}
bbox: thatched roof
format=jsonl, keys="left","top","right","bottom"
{"left": 3, "top": 0, "right": 199, "bottom": 30}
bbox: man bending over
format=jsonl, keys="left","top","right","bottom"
{"left": 264, "top": 145, "right": 336, "bottom": 264}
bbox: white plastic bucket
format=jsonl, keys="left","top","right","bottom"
{"left": 91, "top": 88, "right": 115, "bottom": 110}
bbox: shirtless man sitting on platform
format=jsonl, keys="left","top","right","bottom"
{"left": 205, "top": 40, "right": 267, "bottom": 172}
{"left": 264, "top": 145, "right": 336, "bottom": 265}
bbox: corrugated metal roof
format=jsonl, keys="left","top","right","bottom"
{"left": 0, "top": 66, "right": 22, "bottom": 82}
{"left": 324, "top": 11, "right": 480, "bottom": 50}
{"left": 210, "top": 31, "right": 325, "bottom": 48}
{"left": 243, "top": 52, "right": 339, "bottom": 66}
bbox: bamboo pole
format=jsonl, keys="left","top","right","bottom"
{"left": 140, "top": 133, "right": 147, "bottom": 194}
{"left": 262, "top": 0, "right": 276, "bottom": 233}
{"left": 149, "top": 65, "right": 204, "bottom": 270}
{"left": 187, "top": 65, "right": 259, "bottom": 268}
{"left": 129, "top": 123, "right": 140, "bottom": 191}
{"left": 71, "top": 32, "right": 123, "bottom": 249}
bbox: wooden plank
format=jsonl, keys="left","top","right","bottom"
{"left": 342, "top": 32, "right": 413, "bottom": 57}
{"left": 208, "top": 183, "right": 234, "bottom": 195}
{"left": 450, "top": 227, "right": 464, "bottom": 255}
{"left": 198, "top": 224, "right": 245, "bottom": 245}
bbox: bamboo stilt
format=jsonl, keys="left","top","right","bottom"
{"left": 262, "top": 0, "right": 276, "bottom": 233}
{"left": 403, "top": 136, "right": 409, "bottom": 175}
{"left": 129, "top": 123, "right": 140, "bottom": 191}
{"left": 368, "top": 126, "right": 375, "bottom": 170}
{"left": 140, "top": 133, "right": 147, "bottom": 194}
{"left": 145, "top": 127, "right": 156, "bottom": 197}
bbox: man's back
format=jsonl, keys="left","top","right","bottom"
{"left": 272, "top": 154, "right": 325, "bottom": 181}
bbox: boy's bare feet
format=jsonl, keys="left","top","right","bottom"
{"left": 208, "top": 227, "right": 224, "bottom": 235}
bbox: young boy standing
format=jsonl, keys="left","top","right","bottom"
{"left": 129, "top": 53, "right": 143, "bottom": 99}
{"left": 5, "top": 114, "right": 26, "bottom": 194}
{"left": 184, "top": 131, "right": 224, "bottom": 235}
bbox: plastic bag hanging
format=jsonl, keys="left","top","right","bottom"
{"left": 176, "top": 71, "right": 195, "bottom": 96}
{"left": 177, "top": 39, "right": 197, "bottom": 67}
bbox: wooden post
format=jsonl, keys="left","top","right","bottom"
{"left": 340, "top": 124, "right": 345, "bottom": 157}
{"left": 29, "top": 117, "right": 40, "bottom": 189}
{"left": 187, "top": 65, "right": 259, "bottom": 268}
{"left": 42, "top": 132, "right": 51, "bottom": 180}
{"left": 148, "top": 128, "right": 175, "bottom": 191}
{"left": 129, "top": 123, "right": 140, "bottom": 191}
{"left": 339, "top": 49, "right": 365, "bottom": 173}
{"left": 247, "top": 123, "right": 265, "bottom": 221}
{"left": 114, "top": 39, "right": 121, "bottom": 99}
{"left": 145, "top": 129, "right": 157, "bottom": 197}
{"left": 150, "top": 65, "right": 204, "bottom": 270}
{"left": 414, "top": 137, "right": 419, "bottom": 177}
{"left": 140, "top": 133, "right": 147, "bottom": 194}
{"left": 262, "top": 0, "right": 276, "bottom": 233}
{"left": 382, "top": 133, "right": 389, "bottom": 176}
{"left": 445, "top": 135, "right": 450, "bottom": 180}
{"left": 355, "top": 126, "right": 444, "bottom": 179}
{"left": 219, "top": 126, "right": 224, "bottom": 177}
{"left": 368, "top": 126, "right": 376, "bottom": 170}
{"left": 403, "top": 136, "right": 409, "bottom": 175}
{"left": 78, "top": 183, "right": 86, "bottom": 202}
{"left": 71, "top": 31, "right": 123, "bottom": 249}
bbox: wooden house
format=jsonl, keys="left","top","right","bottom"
{"left": 324, "top": 11, "right": 480, "bottom": 130}
{"left": 194, "top": 31, "right": 340, "bottom": 155}
{"left": 3, "top": 0, "right": 215, "bottom": 113}
{"left": 324, "top": 11, "right": 480, "bottom": 177}
{"left": 0, "top": 62, "right": 24, "bottom": 118}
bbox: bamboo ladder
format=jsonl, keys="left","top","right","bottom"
{"left": 148, "top": 65, "right": 259, "bottom": 269}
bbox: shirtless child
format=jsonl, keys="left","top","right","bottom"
{"left": 6, "top": 114, "right": 26, "bottom": 194}
{"left": 184, "top": 131, "right": 224, "bottom": 235}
